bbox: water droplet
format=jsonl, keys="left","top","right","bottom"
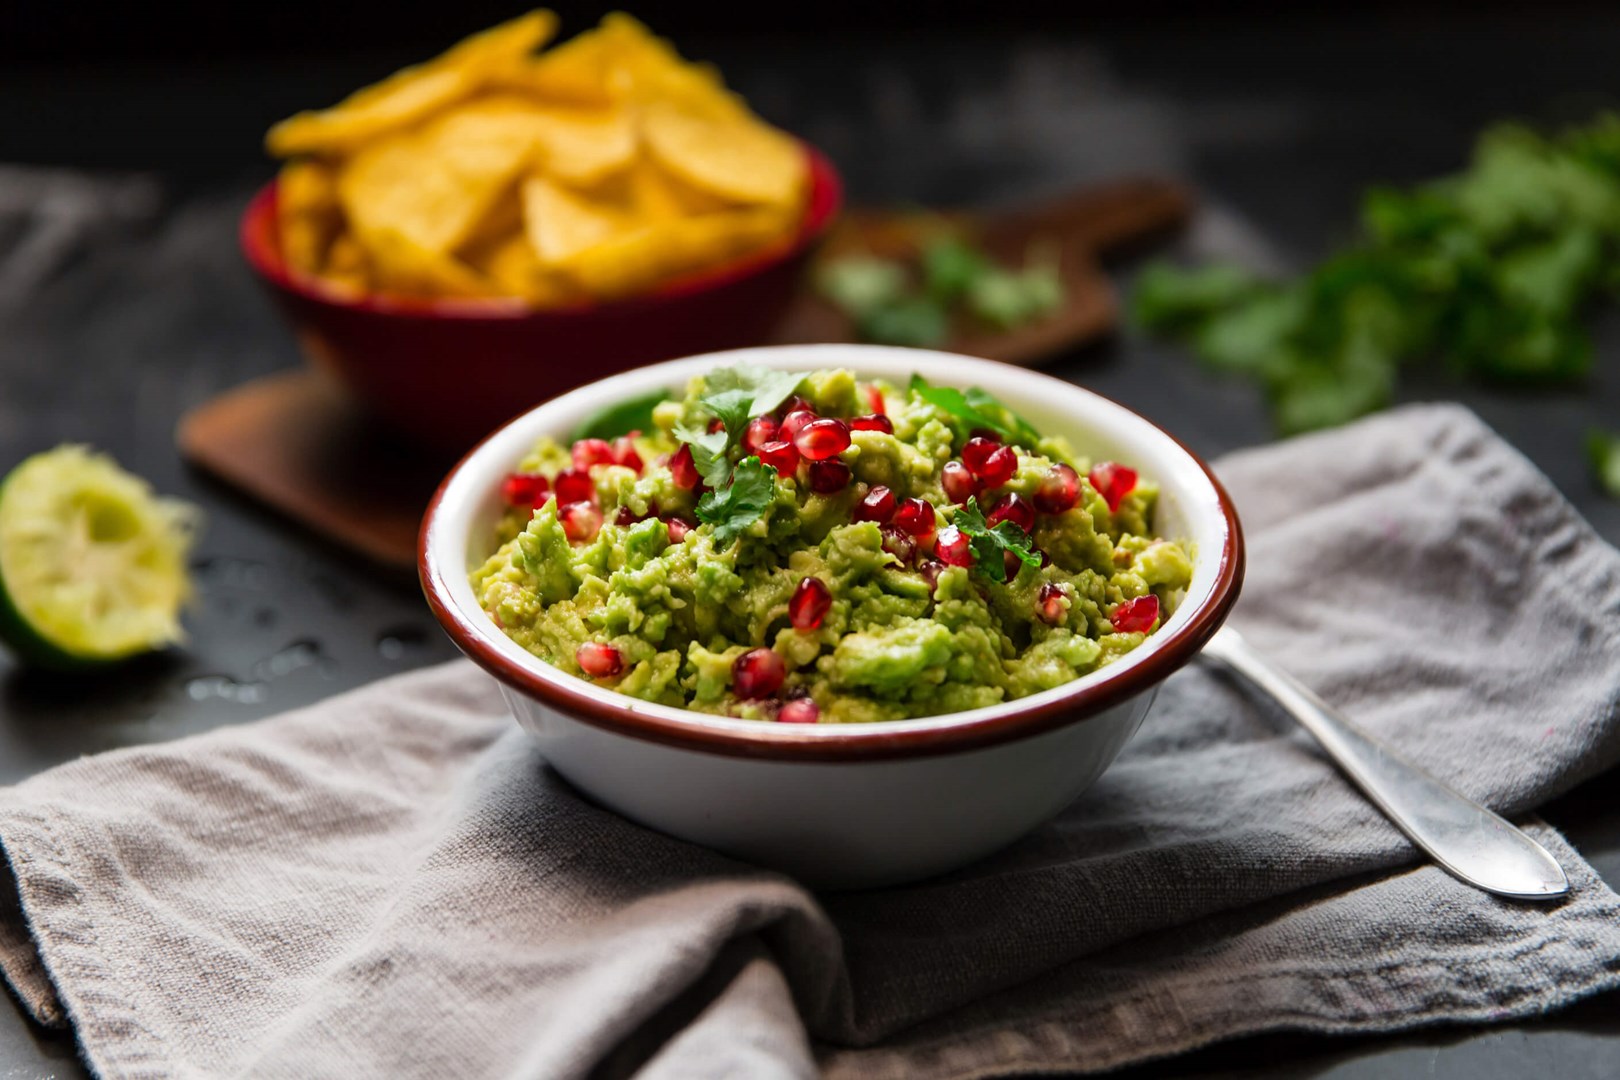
{"left": 376, "top": 625, "right": 430, "bottom": 661}
{"left": 183, "top": 675, "right": 269, "bottom": 704}
{"left": 249, "top": 638, "right": 333, "bottom": 681}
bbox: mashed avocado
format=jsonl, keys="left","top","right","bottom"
{"left": 471, "top": 367, "right": 1193, "bottom": 723}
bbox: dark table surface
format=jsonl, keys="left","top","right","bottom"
{"left": 2, "top": 12, "right": 1618, "bottom": 1078}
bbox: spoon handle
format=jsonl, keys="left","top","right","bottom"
{"left": 1202, "top": 626, "right": 1568, "bottom": 900}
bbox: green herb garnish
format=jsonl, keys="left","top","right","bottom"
{"left": 573, "top": 389, "right": 669, "bottom": 441}
{"left": 695, "top": 456, "right": 778, "bottom": 545}
{"left": 955, "top": 499, "right": 1041, "bottom": 583}
{"left": 1135, "top": 114, "right": 1620, "bottom": 437}
{"left": 816, "top": 233, "right": 1063, "bottom": 346}
{"left": 909, "top": 374, "right": 1042, "bottom": 448}
{"left": 673, "top": 365, "right": 806, "bottom": 542}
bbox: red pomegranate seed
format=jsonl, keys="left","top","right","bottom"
{"left": 1111, "top": 594, "right": 1159, "bottom": 633}
{"left": 794, "top": 418, "right": 851, "bottom": 461}
{"left": 970, "top": 428, "right": 1002, "bottom": 443}
{"left": 777, "top": 395, "right": 812, "bottom": 420}
{"left": 500, "top": 472, "right": 549, "bottom": 508}
{"left": 732, "top": 648, "right": 786, "bottom": 699}
{"left": 777, "top": 698, "right": 821, "bottom": 724}
{"left": 807, "top": 460, "right": 852, "bottom": 494}
{"left": 614, "top": 506, "right": 637, "bottom": 526}
{"left": 576, "top": 642, "right": 623, "bottom": 678}
{"left": 707, "top": 417, "right": 725, "bottom": 433}
{"left": 743, "top": 415, "right": 779, "bottom": 453}
{"left": 668, "top": 446, "right": 700, "bottom": 490}
{"left": 572, "top": 438, "right": 616, "bottom": 470}
{"left": 559, "top": 501, "right": 602, "bottom": 543}
{"left": 756, "top": 439, "right": 800, "bottom": 475}
{"left": 976, "top": 445, "right": 1018, "bottom": 487}
{"left": 942, "top": 461, "right": 980, "bottom": 504}
{"left": 610, "top": 436, "right": 643, "bottom": 472}
{"left": 789, "top": 577, "right": 832, "bottom": 630}
{"left": 961, "top": 437, "right": 1000, "bottom": 476}
{"left": 863, "top": 383, "right": 886, "bottom": 416}
{"left": 893, "top": 497, "right": 935, "bottom": 537}
{"left": 1034, "top": 463, "right": 1080, "bottom": 514}
{"left": 854, "top": 485, "right": 896, "bottom": 523}
{"left": 918, "top": 558, "right": 945, "bottom": 591}
{"left": 880, "top": 525, "right": 916, "bottom": 564}
{"left": 936, "top": 526, "right": 972, "bottom": 567}
{"left": 986, "top": 493, "right": 1035, "bottom": 532}
{"left": 1003, "top": 550, "right": 1026, "bottom": 582}
{"left": 1036, "top": 583, "right": 1069, "bottom": 625}
{"left": 1089, "top": 462, "right": 1139, "bottom": 512}
{"left": 780, "top": 408, "right": 817, "bottom": 441}
{"left": 850, "top": 413, "right": 893, "bottom": 434}
{"left": 664, "top": 516, "right": 692, "bottom": 542}
{"left": 554, "top": 467, "right": 596, "bottom": 505}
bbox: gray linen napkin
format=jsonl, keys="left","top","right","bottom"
{"left": 2, "top": 403, "right": 1619, "bottom": 1080}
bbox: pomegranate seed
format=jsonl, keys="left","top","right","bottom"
{"left": 1003, "top": 550, "right": 1026, "bottom": 582}
{"left": 572, "top": 438, "right": 615, "bottom": 470}
{"left": 1036, "top": 582, "right": 1069, "bottom": 624}
{"left": 778, "top": 698, "right": 821, "bottom": 724}
{"left": 1089, "top": 462, "right": 1139, "bottom": 512}
{"left": 777, "top": 395, "right": 812, "bottom": 420}
{"left": 863, "top": 383, "right": 886, "bottom": 415}
{"left": 854, "top": 485, "right": 896, "bottom": 523}
{"left": 664, "top": 516, "right": 692, "bottom": 542}
{"left": 936, "top": 526, "right": 972, "bottom": 567}
{"left": 1111, "top": 594, "right": 1159, "bottom": 633}
{"left": 1034, "top": 463, "right": 1081, "bottom": 514}
{"left": 794, "top": 418, "right": 851, "bottom": 461}
{"left": 614, "top": 506, "right": 637, "bottom": 526}
{"left": 807, "top": 460, "right": 852, "bottom": 494}
{"left": 500, "top": 472, "right": 549, "bottom": 508}
{"left": 554, "top": 468, "right": 596, "bottom": 505}
{"left": 970, "top": 428, "right": 1002, "bottom": 443}
{"left": 668, "top": 445, "right": 700, "bottom": 490}
{"left": 559, "top": 501, "right": 602, "bottom": 543}
{"left": 918, "top": 559, "right": 945, "bottom": 591}
{"left": 976, "top": 445, "right": 1018, "bottom": 487}
{"left": 880, "top": 525, "right": 916, "bottom": 564}
{"left": 986, "top": 493, "right": 1035, "bottom": 532}
{"left": 576, "top": 642, "right": 623, "bottom": 678}
{"left": 780, "top": 408, "right": 817, "bottom": 441}
{"left": 610, "top": 436, "right": 643, "bottom": 472}
{"left": 756, "top": 439, "right": 800, "bottom": 475}
{"left": 962, "top": 437, "right": 1000, "bottom": 476}
{"left": 707, "top": 417, "right": 725, "bottom": 433}
{"left": 789, "top": 577, "right": 832, "bottom": 630}
{"left": 732, "top": 648, "right": 786, "bottom": 699}
{"left": 942, "top": 461, "right": 980, "bottom": 504}
{"left": 893, "top": 497, "right": 935, "bottom": 537}
{"left": 743, "top": 415, "right": 779, "bottom": 453}
{"left": 850, "top": 413, "right": 893, "bottom": 434}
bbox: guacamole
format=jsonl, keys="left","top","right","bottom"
{"left": 470, "top": 367, "right": 1193, "bottom": 723}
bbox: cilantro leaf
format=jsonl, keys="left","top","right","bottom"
{"left": 674, "top": 365, "right": 808, "bottom": 490}
{"left": 1586, "top": 429, "right": 1620, "bottom": 499}
{"left": 573, "top": 389, "right": 669, "bottom": 441}
{"left": 922, "top": 236, "right": 991, "bottom": 301}
{"left": 954, "top": 500, "right": 1042, "bottom": 584}
{"left": 909, "top": 374, "right": 1043, "bottom": 447}
{"left": 965, "top": 260, "right": 1063, "bottom": 330}
{"left": 817, "top": 256, "right": 909, "bottom": 316}
{"left": 695, "top": 456, "right": 778, "bottom": 545}
{"left": 674, "top": 419, "right": 733, "bottom": 489}
{"left": 857, "top": 297, "right": 950, "bottom": 347}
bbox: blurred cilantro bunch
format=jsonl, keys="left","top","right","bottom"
{"left": 1135, "top": 114, "right": 1620, "bottom": 438}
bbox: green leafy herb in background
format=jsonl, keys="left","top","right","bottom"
{"left": 817, "top": 233, "right": 1063, "bottom": 347}
{"left": 954, "top": 500, "right": 1042, "bottom": 583}
{"left": 1587, "top": 430, "right": 1620, "bottom": 499}
{"left": 1134, "top": 115, "right": 1620, "bottom": 457}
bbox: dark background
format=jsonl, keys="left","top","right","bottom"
{"left": 1, "top": 3, "right": 1619, "bottom": 1077}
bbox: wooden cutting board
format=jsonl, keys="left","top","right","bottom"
{"left": 180, "top": 177, "right": 1192, "bottom": 570}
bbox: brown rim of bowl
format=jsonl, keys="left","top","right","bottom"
{"left": 239, "top": 144, "right": 843, "bottom": 321}
{"left": 420, "top": 391, "right": 1245, "bottom": 763}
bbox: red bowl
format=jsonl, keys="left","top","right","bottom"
{"left": 240, "top": 148, "right": 843, "bottom": 452}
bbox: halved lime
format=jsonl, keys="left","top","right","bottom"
{"left": 0, "top": 446, "right": 200, "bottom": 669}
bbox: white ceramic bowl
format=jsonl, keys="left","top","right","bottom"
{"left": 421, "top": 345, "right": 1244, "bottom": 889}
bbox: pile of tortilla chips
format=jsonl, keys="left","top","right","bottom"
{"left": 266, "top": 11, "right": 810, "bottom": 306}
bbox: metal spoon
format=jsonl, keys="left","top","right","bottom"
{"left": 1201, "top": 626, "right": 1568, "bottom": 901}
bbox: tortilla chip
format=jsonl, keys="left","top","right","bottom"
{"left": 527, "top": 104, "right": 637, "bottom": 187}
{"left": 265, "top": 10, "right": 557, "bottom": 157}
{"left": 497, "top": 25, "right": 620, "bottom": 106}
{"left": 560, "top": 207, "right": 795, "bottom": 299}
{"left": 640, "top": 102, "right": 806, "bottom": 208}
{"left": 522, "top": 176, "right": 633, "bottom": 267}
{"left": 363, "top": 227, "right": 492, "bottom": 298}
{"left": 338, "top": 97, "right": 545, "bottom": 255}
{"left": 468, "top": 234, "right": 581, "bottom": 305}
{"left": 276, "top": 160, "right": 341, "bottom": 273}
{"left": 321, "top": 231, "right": 372, "bottom": 293}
